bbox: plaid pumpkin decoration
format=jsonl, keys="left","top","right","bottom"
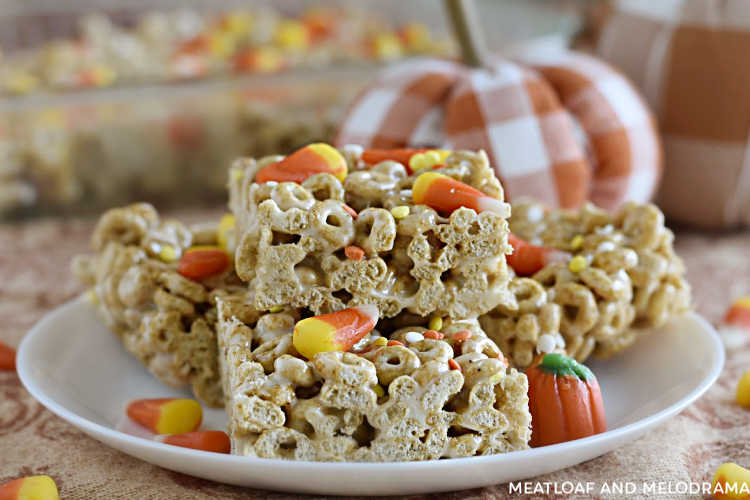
{"left": 336, "top": 52, "right": 661, "bottom": 210}
{"left": 599, "top": 0, "right": 750, "bottom": 227}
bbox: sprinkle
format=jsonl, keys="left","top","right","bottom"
{"left": 269, "top": 306, "right": 284, "bottom": 313}
{"left": 570, "top": 234, "right": 584, "bottom": 250}
{"left": 597, "top": 241, "right": 616, "bottom": 253}
{"left": 85, "top": 288, "right": 99, "bottom": 305}
{"left": 448, "top": 359, "right": 462, "bottom": 372}
{"left": 428, "top": 316, "right": 443, "bottom": 332}
{"left": 230, "top": 168, "right": 245, "bottom": 182}
{"left": 453, "top": 330, "right": 472, "bottom": 342}
{"left": 390, "top": 205, "right": 410, "bottom": 219}
{"left": 159, "top": 244, "right": 179, "bottom": 263}
{"left": 373, "top": 336, "right": 388, "bottom": 347}
{"left": 568, "top": 255, "right": 588, "bottom": 273}
{"left": 342, "top": 204, "right": 358, "bottom": 219}
{"left": 372, "top": 384, "right": 385, "bottom": 398}
{"left": 217, "top": 214, "right": 235, "bottom": 251}
{"left": 387, "top": 340, "right": 404, "bottom": 347}
{"left": 345, "top": 245, "right": 365, "bottom": 261}
{"left": 423, "top": 330, "right": 444, "bottom": 340}
{"left": 404, "top": 331, "right": 424, "bottom": 344}
{"left": 537, "top": 333, "right": 557, "bottom": 354}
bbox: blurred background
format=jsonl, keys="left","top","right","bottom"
{"left": 1, "top": 0, "right": 748, "bottom": 230}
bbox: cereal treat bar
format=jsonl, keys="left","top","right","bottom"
{"left": 229, "top": 145, "right": 513, "bottom": 319}
{"left": 73, "top": 203, "right": 253, "bottom": 407}
{"left": 217, "top": 303, "right": 531, "bottom": 461}
{"left": 480, "top": 200, "right": 691, "bottom": 367}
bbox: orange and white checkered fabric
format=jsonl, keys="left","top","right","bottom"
{"left": 598, "top": 0, "right": 750, "bottom": 227}
{"left": 336, "top": 53, "right": 661, "bottom": 210}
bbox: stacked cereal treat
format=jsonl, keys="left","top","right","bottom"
{"left": 480, "top": 199, "right": 691, "bottom": 368}
{"left": 73, "top": 203, "right": 248, "bottom": 407}
{"left": 229, "top": 145, "right": 513, "bottom": 318}
{"left": 216, "top": 303, "right": 530, "bottom": 461}
{"left": 217, "top": 144, "right": 532, "bottom": 461}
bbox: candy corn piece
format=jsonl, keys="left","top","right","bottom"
{"left": 412, "top": 172, "right": 507, "bottom": 215}
{"left": 255, "top": 143, "right": 347, "bottom": 184}
{"left": 0, "top": 475, "right": 59, "bottom": 500}
{"left": 361, "top": 148, "right": 428, "bottom": 169}
{"left": 724, "top": 297, "right": 750, "bottom": 330}
{"left": 712, "top": 462, "right": 750, "bottom": 499}
{"left": 155, "top": 431, "right": 231, "bottom": 454}
{"left": 293, "top": 305, "right": 379, "bottom": 359}
{"left": 126, "top": 398, "right": 202, "bottom": 435}
{"left": 507, "top": 233, "right": 570, "bottom": 276}
{"left": 177, "top": 246, "right": 230, "bottom": 281}
{"left": 0, "top": 341, "right": 16, "bottom": 371}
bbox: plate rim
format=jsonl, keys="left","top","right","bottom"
{"left": 17, "top": 297, "right": 725, "bottom": 474}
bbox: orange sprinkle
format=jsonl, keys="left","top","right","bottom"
{"left": 345, "top": 245, "right": 365, "bottom": 261}
{"left": 387, "top": 340, "right": 404, "bottom": 347}
{"left": 453, "top": 330, "right": 472, "bottom": 342}
{"left": 448, "top": 359, "right": 462, "bottom": 372}
{"left": 342, "top": 204, "right": 358, "bottom": 219}
{"left": 423, "top": 330, "right": 444, "bottom": 340}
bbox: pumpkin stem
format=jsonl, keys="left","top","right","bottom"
{"left": 538, "top": 352, "right": 594, "bottom": 381}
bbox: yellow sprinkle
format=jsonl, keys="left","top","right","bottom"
{"left": 428, "top": 316, "right": 443, "bottom": 332}
{"left": 372, "top": 384, "right": 385, "bottom": 398}
{"left": 570, "top": 234, "right": 584, "bottom": 251}
{"left": 217, "top": 214, "right": 235, "bottom": 251}
{"left": 373, "top": 336, "right": 388, "bottom": 347}
{"left": 390, "top": 206, "right": 410, "bottom": 219}
{"left": 230, "top": 167, "right": 245, "bottom": 183}
{"left": 85, "top": 288, "right": 99, "bottom": 305}
{"left": 372, "top": 32, "right": 402, "bottom": 60}
{"left": 269, "top": 306, "right": 284, "bottom": 313}
{"left": 159, "top": 245, "right": 179, "bottom": 263}
{"left": 568, "top": 255, "right": 587, "bottom": 273}
{"left": 4, "top": 71, "right": 39, "bottom": 94}
{"left": 275, "top": 20, "right": 309, "bottom": 50}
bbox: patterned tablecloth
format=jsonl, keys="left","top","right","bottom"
{"left": 1, "top": 210, "right": 749, "bottom": 499}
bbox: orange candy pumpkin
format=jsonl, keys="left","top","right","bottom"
{"left": 526, "top": 352, "right": 606, "bottom": 447}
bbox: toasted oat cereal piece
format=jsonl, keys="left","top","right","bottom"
{"left": 72, "top": 203, "right": 255, "bottom": 407}
{"left": 229, "top": 145, "right": 513, "bottom": 319}
{"left": 480, "top": 200, "right": 691, "bottom": 368}
{"left": 217, "top": 304, "right": 530, "bottom": 461}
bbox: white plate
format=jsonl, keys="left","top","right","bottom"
{"left": 18, "top": 298, "right": 724, "bottom": 496}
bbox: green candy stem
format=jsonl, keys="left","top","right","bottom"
{"left": 538, "top": 352, "right": 595, "bottom": 381}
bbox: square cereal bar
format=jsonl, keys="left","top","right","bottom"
{"left": 480, "top": 200, "right": 691, "bottom": 368}
{"left": 73, "top": 203, "right": 254, "bottom": 407}
{"left": 229, "top": 146, "right": 513, "bottom": 319}
{"left": 216, "top": 300, "right": 531, "bottom": 461}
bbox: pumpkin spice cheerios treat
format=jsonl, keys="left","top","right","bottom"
{"left": 216, "top": 300, "right": 531, "bottom": 461}
{"left": 229, "top": 143, "right": 513, "bottom": 319}
{"left": 481, "top": 199, "right": 691, "bottom": 369}
{"left": 73, "top": 203, "right": 261, "bottom": 407}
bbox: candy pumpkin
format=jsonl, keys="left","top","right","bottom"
{"left": 526, "top": 352, "right": 606, "bottom": 447}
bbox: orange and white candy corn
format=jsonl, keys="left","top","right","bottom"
{"left": 0, "top": 475, "right": 58, "bottom": 500}
{"left": 507, "top": 233, "right": 570, "bottom": 276}
{"left": 126, "top": 398, "right": 202, "bottom": 435}
{"left": 293, "top": 305, "right": 379, "bottom": 359}
{"left": 725, "top": 297, "right": 750, "bottom": 330}
{"left": 0, "top": 341, "right": 16, "bottom": 371}
{"left": 712, "top": 462, "right": 750, "bottom": 499}
{"left": 412, "top": 172, "right": 507, "bottom": 215}
{"left": 255, "top": 143, "right": 347, "bottom": 184}
{"left": 177, "top": 246, "right": 230, "bottom": 281}
{"left": 155, "top": 430, "right": 231, "bottom": 454}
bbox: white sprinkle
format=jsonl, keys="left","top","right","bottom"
{"left": 342, "top": 144, "right": 363, "bottom": 157}
{"left": 526, "top": 205, "right": 544, "bottom": 223}
{"left": 597, "top": 241, "right": 616, "bottom": 253}
{"left": 536, "top": 334, "right": 556, "bottom": 354}
{"left": 405, "top": 331, "right": 424, "bottom": 344}
{"left": 265, "top": 181, "right": 278, "bottom": 186}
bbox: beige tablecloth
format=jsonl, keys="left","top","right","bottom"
{"left": 2, "top": 211, "right": 750, "bottom": 499}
